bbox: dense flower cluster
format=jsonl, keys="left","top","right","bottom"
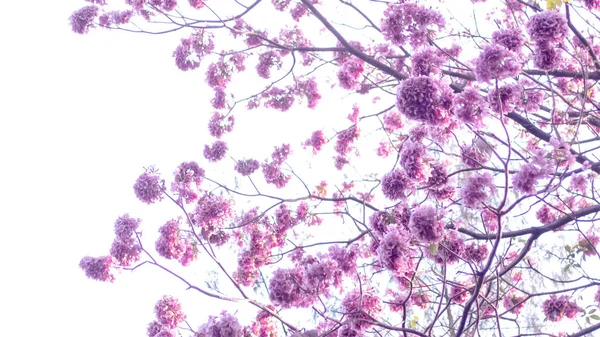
{"left": 487, "top": 83, "right": 521, "bottom": 113}
{"left": 460, "top": 172, "right": 496, "bottom": 209}
{"left": 196, "top": 313, "right": 243, "bottom": 337}
{"left": 304, "top": 130, "right": 326, "bottom": 154}
{"left": 70, "top": 6, "right": 99, "bottom": 34}
{"left": 334, "top": 126, "right": 360, "bottom": 157}
{"left": 173, "top": 31, "right": 215, "bottom": 71}
{"left": 381, "top": 169, "right": 413, "bottom": 200}
{"left": 381, "top": 4, "right": 445, "bottom": 48}
{"left": 396, "top": 76, "right": 453, "bottom": 125}
{"left": 154, "top": 296, "right": 186, "bottom": 330}
{"left": 542, "top": 295, "right": 580, "bottom": 322}
{"left": 491, "top": 28, "right": 525, "bottom": 52}
{"left": 430, "top": 230, "right": 465, "bottom": 264}
{"left": 134, "top": 171, "right": 163, "bottom": 204}
{"left": 99, "top": 10, "right": 133, "bottom": 27}
{"left": 383, "top": 110, "right": 404, "bottom": 132}
{"left": 79, "top": 256, "right": 114, "bottom": 282}
{"left": 453, "top": 88, "right": 489, "bottom": 128}
{"left": 341, "top": 289, "right": 382, "bottom": 330}
{"left": 526, "top": 11, "right": 569, "bottom": 44}
{"left": 337, "top": 58, "right": 365, "bottom": 90}
{"left": 194, "top": 193, "right": 234, "bottom": 233}
{"left": 268, "top": 268, "right": 308, "bottom": 308}
{"left": 409, "top": 205, "right": 444, "bottom": 243}
{"left": 400, "top": 140, "right": 430, "bottom": 182}
{"left": 503, "top": 290, "right": 526, "bottom": 314}
{"left": 206, "top": 61, "right": 232, "bottom": 88}
{"left": 234, "top": 159, "right": 260, "bottom": 176}
{"left": 411, "top": 48, "right": 444, "bottom": 76}
{"left": 203, "top": 140, "right": 228, "bottom": 162}
{"left": 533, "top": 44, "right": 562, "bottom": 70}
{"left": 208, "top": 112, "right": 235, "bottom": 138}
{"left": 256, "top": 51, "right": 281, "bottom": 79}
{"left": 474, "top": 44, "right": 521, "bottom": 83}
{"left": 297, "top": 77, "right": 321, "bottom": 109}
{"left": 512, "top": 162, "right": 546, "bottom": 195}
{"left": 262, "top": 87, "right": 295, "bottom": 112}
{"left": 377, "top": 227, "right": 414, "bottom": 274}
{"left": 464, "top": 242, "right": 488, "bottom": 263}
{"left": 171, "top": 161, "right": 204, "bottom": 203}
{"left": 155, "top": 219, "right": 187, "bottom": 260}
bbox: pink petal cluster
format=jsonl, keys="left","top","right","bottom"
{"left": 369, "top": 211, "right": 395, "bottom": 236}
{"left": 79, "top": 256, "right": 114, "bottom": 282}
{"left": 194, "top": 193, "right": 234, "bottom": 232}
{"left": 512, "top": 162, "right": 547, "bottom": 195}
{"left": 585, "top": 0, "right": 600, "bottom": 9}
{"left": 173, "top": 30, "right": 214, "bottom": 71}
{"left": 262, "top": 162, "right": 291, "bottom": 188}
{"left": 396, "top": 76, "right": 454, "bottom": 126}
{"left": 337, "top": 58, "right": 365, "bottom": 90}
{"left": 400, "top": 139, "right": 430, "bottom": 182}
{"left": 526, "top": 11, "right": 569, "bottom": 44}
{"left": 134, "top": 171, "right": 163, "bottom": 204}
{"left": 542, "top": 295, "right": 581, "bottom": 322}
{"left": 461, "top": 144, "right": 489, "bottom": 168}
{"left": 491, "top": 28, "right": 525, "bottom": 52}
{"left": 533, "top": 44, "right": 562, "bottom": 70}
{"left": 381, "top": 4, "right": 445, "bottom": 48}
{"left": 298, "top": 77, "right": 321, "bottom": 109}
{"left": 211, "top": 87, "right": 226, "bottom": 109}
{"left": 196, "top": 313, "right": 243, "bottom": 337}
{"left": 460, "top": 172, "right": 497, "bottom": 209}
{"left": 171, "top": 161, "right": 204, "bottom": 203}
{"left": 503, "top": 290, "right": 526, "bottom": 314}
{"left": 383, "top": 110, "right": 404, "bottom": 132}
{"left": 377, "top": 227, "right": 414, "bottom": 274}
{"left": 341, "top": 289, "right": 382, "bottom": 330}
{"left": 98, "top": 11, "right": 133, "bottom": 27}
{"left": 154, "top": 295, "right": 186, "bottom": 329}
{"left": 206, "top": 62, "right": 232, "bottom": 88}
{"left": 430, "top": 230, "right": 465, "bottom": 264}
{"left": 262, "top": 87, "right": 295, "bottom": 112}
{"left": 70, "top": 6, "right": 99, "bottom": 34}
{"left": 257, "top": 51, "right": 281, "bottom": 79}
{"left": 409, "top": 205, "right": 444, "bottom": 243}
{"left": 304, "top": 130, "right": 326, "bottom": 154}
{"left": 208, "top": 112, "right": 235, "bottom": 138}
{"left": 569, "top": 174, "right": 588, "bottom": 194}
{"left": 381, "top": 169, "right": 414, "bottom": 200}
{"left": 335, "top": 126, "right": 360, "bottom": 157}
{"left": 464, "top": 242, "right": 489, "bottom": 264}
{"left": 203, "top": 140, "right": 228, "bottom": 162}
{"left": 474, "top": 44, "right": 521, "bottom": 83}
{"left": 155, "top": 219, "right": 187, "bottom": 260}
{"left": 234, "top": 159, "right": 260, "bottom": 176}
{"left": 487, "top": 83, "right": 521, "bottom": 113}
{"left": 411, "top": 47, "right": 444, "bottom": 76}
{"left": 536, "top": 204, "right": 557, "bottom": 225}
{"left": 268, "top": 268, "right": 310, "bottom": 308}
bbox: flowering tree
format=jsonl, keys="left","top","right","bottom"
{"left": 72, "top": 0, "right": 600, "bottom": 336}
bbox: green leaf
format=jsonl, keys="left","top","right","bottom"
{"left": 428, "top": 244, "right": 438, "bottom": 255}
{"left": 547, "top": 0, "right": 562, "bottom": 9}
{"left": 590, "top": 315, "right": 600, "bottom": 320}
{"left": 565, "top": 245, "right": 572, "bottom": 253}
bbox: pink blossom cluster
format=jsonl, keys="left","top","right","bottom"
{"left": 381, "top": 169, "right": 414, "bottom": 200}
{"left": 70, "top": 6, "right": 99, "bottom": 34}
{"left": 410, "top": 47, "right": 444, "bottom": 76}
{"left": 536, "top": 204, "right": 557, "bottom": 225}
{"left": 152, "top": 295, "right": 186, "bottom": 331}
{"left": 512, "top": 162, "right": 547, "bottom": 195}
{"left": 487, "top": 83, "right": 521, "bottom": 113}
{"left": 409, "top": 205, "right": 444, "bottom": 243}
{"left": 196, "top": 313, "right": 243, "bottom": 337}
{"left": 268, "top": 268, "right": 311, "bottom": 308}
{"left": 99, "top": 11, "right": 133, "bottom": 28}
{"left": 234, "top": 159, "right": 260, "bottom": 176}
{"left": 148, "top": 0, "right": 177, "bottom": 12}
{"left": 585, "top": 0, "right": 600, "bottom": 9}
{"left": 171, "top": 161, "right": 204, "bottom": 203}
{"left": 203, "top": 140, "right": 228, "bottom": 162}
{"left": 491, "top": 28, "right": 525, "bottom": 52}
{"left": 189, "top": 0, "right": 205, "bottom": 9}
{"left": 110, "top": 214, "right": 142, "bottom": 266}
{"left": 526, "top": 11, "right": 569, "bottom": 71}
{"left": 155, "top": 219, "right": 194, "bottom": 264}
{"left": 337, "top": 58, "right": 365, "bottom": 90}
{"left": 79, "top": 256, "right": 114, "bottom": 282}
{"left": 503, "top": 290, "right": 526, "bottom": 314}
{"left": 460, "top": 172, "right": 496, "bottom": 209}
{"left": 396, "top": 76, "right": 454, "bottom": 126}
{"left": 383, "top": 110, "right": 404, "bottom": 132}
{"left": 400, "top": 139, "right": 430, "bottom": 182}
{"left": 381, "top": 4, "right": 445, "bottom": 48}
{"left": 211, "top": 87, "right": 226, "bottom": 110}
{"left": 570, "top": 174, "right": 588, "bottom": 194}
{"left": 429, "top": 230, "right": 465, "bottom": 264}
{"left": 369, "top": 211, "right": 395, "bottom": 236}
{"left": 461, "top": 144, "right": 489, "bottom": 168}
{"left": 250, "top": 306, "right": 278, "bottom": 337}
{"left": 334, "top": 126, "right": 360, "bottom": 157}
{"left": 194, "top": 193, "right": 234, "bottom": 233}
{"left": 304, "top": 130, "right": 326, "bottom": 154}
{"left": 134, "top": 170, "right": 164, "bottom": 204}
{"left": 542, "top": 295, "right": 581, "bottom": 322}
{"left": 173, "top": 30, "right": 215, "bottom": 71}
{"left": 297, "top": 77, "right": 321, "bottom": 108}
{"left": 262, "top": 87, "right": 295, "bottom": 112}
{"left": 450, "top": 284, "right": 471, "bottom": 304}
{"left": 208, "top": 112, "right": 235, "bottom": 139}
{"left": 206, "top": 61, "right": 232, "bottom": 88}
{"left": 262, "top": 161, "right": 291, "bottom": 188}
{"left": 257, "top": 51, "right": 282, "bottom": 79}
{"left": 341, "top": 289, "right": 382, "bottom": 330}
{"left": 474, "top": 44, "right": 521, "bottom": 83}
{"left": 377, "top": 227, "right": 415, "bottom": 274}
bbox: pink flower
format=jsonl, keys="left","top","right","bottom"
{"left": 262, "top": 87, "right": 295, "bottom": 112}
{"left": 542, "top": 295, "right": 580, "bottom": 322}
{"left": 110, "top": 236, "right": 141, "bottom": 266}
{"left": 337, "top": 58, "right": 365, "bottom": 89}
{"left": 409, "top": 205, "right": 444, "bottom": 243}
{"left": 381, "top": 4, "right": 445, "bottom": 48}
{"left": 154, "top": 295, "right": 186, "bottom": 329}
{"left": 381, "top": 169, "right": 414, "bottom": 200}
{"left": 533, "top": 43, "right": 562, "bottom": 70}
{"left": 536, "top": 204, "right": 557, "bottom": 225}
{"left": 463, "top": 242, "right": 488, "bottom": 263}
{"left": 203, "top": 140, "right": 228, "bottom": 162}
{"left": 475, "top": 44, "right": 521, "bottom": 83}
{"left": 208, "top": 112, "right": 234, "bottom": 138}
{"left": 341, "top": 289, "right": 382, "bottom": 330}
{"left": 70, "top": 6, "right": 99, "bottom": 34}
{"left": 585, "top": 0, "right": 600, "bottom": 10}
{"left": 460, "top": 172, "right": 497, "bottom": 209}
{"left": 429, "top": 230, "right": 464, "bottom": 264}
{"left": 450, "top": 284, "right": 471, "bottom": 304}
{"left": 411, "top": 47, "right": 444, "bottom": 76}
{"left": 400, "top": 139, "right": 430, "bottom": 182}
{"left": 383, "top": 110, "right": 404, "bottom": 132}
{"left": 189, "top": 0, "right": 205, "bottom": 9}
{"left": 512, "top": 162, "right": 546, "bottom": 195}
{"left": 268, "top": 268, "right": 307, "bottom": 308}
{"left": 211, "top": 87, "right": 226, "bottom": 109}
{"left": 256, "top": 51, "right": 281, "bottom": 79}
{"left": 377, "top": 227, "right": 414, "bottom": 274}
{"left": 526, "top": 11, "right": 569, "bottom": 44}
{"left": 262, "top": 162, "right": 291, "bottom": 188}
{"left": 461, "top": 145, "right": 489, "bottom": 168}
{"left": 194, "top": 193, "right": 234, "bottom": 232}
{"left": 235, "top": 159, "right": 260, "bottom": 176}
{"left": 298, "top": 77, "right": 321, "bottom": 108}
{"left": 304, "top": 130, "right": 326, "bottom": 154}
{"left": 569, "top": 174, "right": 587, "bottom": 194}
{"left": 147, "top": 321, "right": 165, "bottom": 337}
{"left": 197, "top": 313, "right": 243, "bottom": 337}
{"left": 206, "top": 62, "right": 232, "bottom": 88}
{"left": 492, "top": 28, "right": 525, "bottom": 52}
{"left": 487, "top": 83, "right": 521, "bottom": 114}
{"left": 335, "top": 126, "right": 360, "bottom": 157}
{"left": 156, "top": 219, "right": 186, "bottom": 260}
{"left": 396, "top": 76, "right": 454, "bottom": 126}
{"left": 79, "top": 256, "right": 114, "bottom": 282}
{"left": 134, "top": 171, "right": 163, "bottom": 204}
{"left": 114, "top": 214, "right": 141, "bottom": 241}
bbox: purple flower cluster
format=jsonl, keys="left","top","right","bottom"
{"left": 487, "top": 83, "right": 521, "bottom": 113}
{"left": 203, "top": 140, "right": 228, "bottom": 162}
{"left": 110, "top": 214, "right": 142, "bottom": 266}
{"left": 256, "top": 51, "right": 281, "bottom": 79}
{"left": 381, "top": 169, "right": 413, "bottom": 200}
{"left": 430, "top": 230, "right": 465, "bottom": 264}
{"left": 400, "top": 139, "right": 430, "bottom": 182}
{"left": 196, "top": 313, "right": 243, "bottom": 337}
{"left": 453, "top": 88, "right": 489, "bottom": 128}
{"left": 411, "top": 48, "right": 444, "bottom": 76}
{"left": 526, "top": 11, "right": 568, "bottom": 71}
{"left": 341, "top": 289, "right": 382, "bottom": 330}
{"left": 474, "top": 44, "right": 521, "bottom": 83}
{"left": 512, "top": 162, "right": 546, "bottom": 195}
{"left": 155, "top": 219, "right": 187, "bottom": 260}
{"left": 396, "top": 76, "right": 453, "bottom": 126}
{"left": 154, "top": 295, "right": 186, "bottom": 330}
{"left": 234, "top": 159, "right": 260, "bottom": 176}
{"left": 134, "top": 171, "right": 163, "bottom": 204}
{"left": 208, "top": 112, "right": 235, "bottom": 138}
{"left": 381, "top": 4, "right": 445, "bottom": 48}
{"left": 70, "top": 6, "right": 99, "bottom": 34}
{"left": 377, "top": 227, "right": 414, "bottom": 274}
{"left": 79, "top": 256, "right": 114, "bottom": 282}
{"left": 585, "top": 0, "right": 600, "bottom": 9}
{"left": 409, "top": 205, "right": 444, "bottom": 243}
{"left": 491, "top": 29, "right": 525, "bottom": 52}
{"left": 542, "top": 295, "right": 580, "bottom": 322}
{"left": 304, "top": 130, "right": 326, "bottom": 154}
{"left": 460, "top": 172, "right": 496, "bottom": 209}
{"left": 337, "top": 58, "right": 365, "bottom": 90}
